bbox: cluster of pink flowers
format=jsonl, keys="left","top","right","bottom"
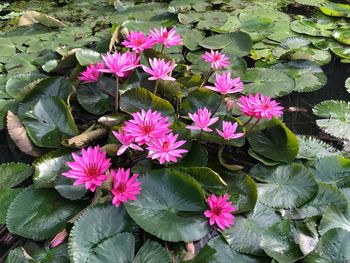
{"left": 115, "top": 109, "right": 188, "bottom": 164}
{"left": 237, "top": 93, "right": 284, "bottom": 120}
{"left": 186, "top": 107, "right": 244, "bottom": 140}
{"left": 63, "top": 146, "right": 141, "bottom": 207}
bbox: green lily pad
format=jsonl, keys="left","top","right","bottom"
{"left": 320, "top": 1, "right": 350, "bottom": 18}
{"left": 5, "top": 73, "right": 46, "bottom": 99}
{"left": 297, "top": 135, "right": 339, "bottom": 160}
{"left": 319, "top": 205, "right": 350, "bottom": 235}
{"left": 182, "top": 29, "right": 206, "bottom": 51}
{"left": 304, "top": 229, "right": 350, "bottom": 262}
{"left": 0, "top": 38, "right": 16, "bottom": 58}
{"left": 133, "top": 240, "right": 171, "bottom": 263}
{"left": 75, "top": 49, "right": 101, "bottom": 66}
{"left": 260, "top": 220, "right": 303, "bottom": 263}
{"left": 5, "top": 248, "right": 28, "bottom": 263}
{"left": 250, "top": 163, "right": 318, "bottom": 209}
{"left": 178, "top": 11, "right": 227, "bottom": 30}
{"left": 313, "top": 100, "right": 350, "bottom": 141}
{"left": 0, "top": 163, "right": 33, "bottom": 189}
{"left": 120, "top": 87, "right": 175, "bottom": 117}
{"left": 242, "top": 68, "right": 295, "bottom": 97}
{"left": 0, "top": 188, "right": 21, "bottom": 224}
{"left": 271, "top": 61, "right": 326, "bottom": 92}
{"left": 346, "top": 77, "right": 350, "bottom": 93}
{"left": 290, "top": 17, "right": 337, "bottom": 37}
{"left": 6, "top": 186, "right": 86, "bottom": 240}
{"left": 331, "top": 47, "right": 350, "bottom": 60}
{"left": 333, "top": 29, "right": 350, "bottom": 45}
{"left": 23, "top": 97, "right": 79, "bottom": 148}
{"left": 69, "top": 204, "right": 134, "bottom": 263}
{"left": 223, "top": 202, "right": 281, "bottom": 256}
{"left": 125, "top": 169, "right": 210, "bottom": 242}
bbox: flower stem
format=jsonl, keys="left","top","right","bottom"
{"left": 199, "top": 68, "right": 213, "bottom": 89}
{"left": 211, "top": 95, "right": 225, "bottom": 116}
{"left": 115, "top": 77, "right": 119, "bottom": 113}
{"left": 246, "top": 118, "right": 261, "bottom": 134}
{"left": 242, "top": 116, "right": 254, "bottom": 127}
{"left": 153, "top": 79, "right": 160, "bottom": 95}
{"left": 160, "top": 44, "right": 165, "bottom": 54}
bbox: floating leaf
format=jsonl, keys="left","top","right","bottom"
{"left": 19, "top": 11, "right": 65, "bottom": 28}
{"left": 247, "top": 118, "right": 299, "bottom": 163}
{"left": 125, "top": 169, "right": 209, "bottom": 242}
{"left": 320, "top": 1, "right": 350, "bottom": 18}
{"left": 319, "top": 206, "right": 350, "bottom": 235}
{"left": 6, "top": 187, "right": 85, "bottom": 240}
{"left": 0, "top": 188, "right": 21, "bottom": 224}
{"left": 346, "top": 77, "right": 350, "bottom": 93}
{"left": 75, "top": 49, "right": 101, "bottom": 66}
{"left": 250, "top": 163, "right": 318, "bottom": 209}
{"left": 23, "top": 97, "right": 79, "bottom": 148}
{"left": 54, "top": 176, "right": 87, "bottom": 201}
{"left": 333, "top": 29, "right": 350, "bottom": 45}
{"left": 304, "top": 229, "right": 350, "bottom": 262}
{"left": 261, "top": 220, "right": 303, "bottom": 263}
{"left": 0, "top": 99, "right": 17, "bottom": 130}
{"left": 223, "top": 202, "right": 281, "bottom": 256}
{"left": 5, "top": 73, "right": 45, "bottom": 98}
{"left": 120, "top": 87, "right": 175, "bottom": 117}
{"left": 69, "top": 204, "right": 134, "bottom": 263}
{"left": 242, "top": 68, "right": 295, "bottom": 97}
{"left": 0, "top": 37, "right": 16, "bottom": 58}
{"left": 199, "top": 32, "right": 252, "bottom": 57}
{"left": 174, "top": 142, "right": 208, "bottom": 167}
{"left": 182, "top": 29, "right": 206, "bottom": 51}
{"left": 133, "top": 240, "right": 171, "bottom": 263}
{"left": 290, "top": 17, "right": 337, "bottom": 37}
{"left": 297, "top": 135, "right": 339, "bottom": 160}
{"left": 330, "top": 47, "right": 350, "bottom": 60}
{"left": 0, "top": 163, "right": 33, "bottom": 189}
{"left": 5, "top": 247, "right": 28, "bottom": 263}
{"left": 271, "top": 61, "right": 326, "bottom": 92}
{"left": 313, "top": 100, "right": 350, "bottom": 141}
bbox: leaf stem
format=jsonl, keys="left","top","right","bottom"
{"left": 153, "top": 79, "right": 160, "bottom": 95}
{"left": 199, "top": 68, "right": 213, "bottom": 89}
{"left": 246, "top": 118, "right": 261, "bottom": 134}
{"left": 242, "top": 116, "right": 254, "bottom": 127}
{"left": 160, "top": 44, "right": 165, "bottom": 54}
{"left": 115, "top": 76, "right": 119, "bottom": 112}
{"left": 211, "top": 95, "right": 225, "bottom": 116}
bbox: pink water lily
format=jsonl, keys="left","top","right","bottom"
{"left": 111, "top": 168, "right": 142, "bottom": 207}
{"left": 205, "top": 72, "right": 244, "bottom": 95}
{"left": 123, "top": 109, "right": 171, "bottom": 144}
{"left": 62, "top": 146, "right": 111, "bottom": 192}
{"left": 113, "top": 130, "right": 143, "bottom": 156}
{"left": 202, "top": 50, "right": 230, "bottom": 70}
{"left": 146, "top": 132, "right": 188, "bottom": 164}
{"left": 78, "top": 62, "right": 104, "bottom": 83}
{"left": 204, "top": 193, "right": 237, "bottom": 230}
{"left": 187, "top": 107, "right": 219, "bottom": 132}
{"left": 122, "top": 31, "right": 155, "bottom": 53}
{"left": 149, "top": 27, "right": 182, "bottom": 48}
{"left": 99, "top": 51, "right": 140, "bottom": 78}
{"left": 216, "top": 121, "right": 244, "bottom": 140}
{"left": 142, "top": 58, "right": 176, "bottom": 81}
{"left": 237, "top": 93, "right": 261, "bottom": 118}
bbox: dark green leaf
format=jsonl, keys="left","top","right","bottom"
{"left": 319, "top": 206, "right": 350, "bottom": 235}
{"left": 0, "top": 188, "right": 21, "bottom": 224}
{"left": 133, "top": 240, "right": 171, "bottom": 263}
{"left": 0, "top": 163, "right": 33, "bottom": 189}
{"left": 76, "top": 49, "right": 101, "bottom": 66}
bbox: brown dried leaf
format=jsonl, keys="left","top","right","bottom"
{"left": 19, "top": 11, "right": 66, "bottom": 28}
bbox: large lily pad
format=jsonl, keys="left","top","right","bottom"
{"left": 320, "top": 1, "right": 350, "bottom": 18}
{"left": 125, "top": 169, "right": 210, "bottom": 242}
{"left": 290, "top": 17, "right": 337, "bottom": 37}
{"left": 5, "top": 73, "right": 46, "bottom": 98}
{"left": 69, "top": 204, "right": 134, "bottom": 263}
{"left": 23, "top": 97, "right": 79, "bottom": 148}
{"left": 242, "top": 68, "right": 295, "bottom": 97}
{"left": 6, "top": 186, "right": 85, "bottom": 240}
{"left": 297, "top": 135, "right": 339, "bottom": 160}
{"left": 319, "top": 206, "right": 350, "bottom": 235}
{"left": 0, "top": 163, "right": 33, "bottom": 189}
{"left": 250, "top": 163, "right": 318, "bottom": 209}
{"left": 0, "top": 188, "right": 21, "bottom": 224}
{"left": 333, "top": 29, "right": 350, "bottom": 45}
{"left": 223, "top": 202, "right": 281, "bottom": 256}
{"left": 313, "top": 100, "right": 350, "bottom": 141}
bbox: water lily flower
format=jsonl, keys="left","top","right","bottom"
{"left": 237, "top": 93, "right": 284, "bottom": 120}
{"left": 123, "top": 109, "right": 171, "bottom": 144}
{"left": 204, "top": 193, "right": 237, "bottom": 230}
{"left": 149, "top": 27, "right": 182, "bottom": 48}
{"left": 99, "top": 51, "right": 140, "bottom": 78}
{"left": 113, "top": 130, "right": 143, "bottom": 156}
{"left": 111, "top": 168, "right": 142, "bottom": 207}
{"left": 142, "top": 58, "right": 176, "bottom": 81}
{"left": 50, "top": 229, "right": 68, "bottom": 248}
{"left": 205, "top": 72, "right": 244, "bottom": 95}
{"left": 122, "top": 31, "right": 155, "bottom": 53}
{"left": 201, "top": 50, "right": 230, "bottom": 70}
{"left": 146, "top": 132, "right": 188, "bottom": 164}
{"left": 62, "top": 146, "right": 111, "bottom": 192}
{"left": 186, "top": 107, "right": 219, "bottom": 132}
{"left": 78, "top": 62, "right": 104, "bottom": 83}
{"left": 216, "top": 121, "right": 244, "bottom": 140}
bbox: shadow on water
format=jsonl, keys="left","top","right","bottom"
{"left": 0, "top": 131, "right": 34, "bottom": 164}
{"left": 280, "top": 57, "right": 350, "bottom": 145}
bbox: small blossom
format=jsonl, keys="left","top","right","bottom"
{"left": 123, "top": 109, "right": 171, "bottom": 144}
{"left": 187, "top": 107, "right": 219, "bottom": 132}
{"left": 50, "top": 229, "right": 68, "bottom": 248}
{"left": 111, "top": 168, "right": 142, "bottom": 207}
{"left": 146, "top": 132, "right": 188, "bottom": 164}
{"left": 237, "top": 93, "right": 284, "bottom": 120}
{"left": 122, "top": 31, "right": 155, "bottom": 53}
{"left": 78, "top": 62, "right": 104, "bottom": 83}
{"left": 62, "top": 146, "right": 111, "bottom": 192}
{"left": 201, "top": 50, "right": 230, "bottom": 70}
{"left": 205, "top": 72, "right": 244, "bottom": 95}
{"left": 142, "top": 58, "right": 176, "bottom": 81}
{"left": 149, "top": 27, "right": 182, "bottom": 48}
{"left": 99, "top": 51, "right": 140, "bottom": 78}
{"left": 226, "top": 98, "right": 234, "bottom": 112}
{"left": 204, "top": 194, "right": 237, "bottom": 230}
{"left": 113, "top": 130, "right": 143, "bottom": 156}
{"left": 216, "top": 121, "right": 244, "bottom": 140}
